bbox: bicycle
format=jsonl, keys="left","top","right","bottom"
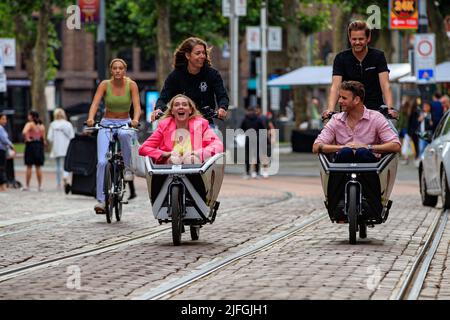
{"left": 84, "top": 122, "right": 138, "bottom": 223}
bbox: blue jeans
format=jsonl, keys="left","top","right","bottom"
{"left": 334, "top": 147, "right": 377, "bottom": 163}
{"left": 55, "top": 156, "right": 69, "bottom": 187}
{"left": 419, "top": 139, "right": 428, "bottom": 157}
{"left": 96, "top": 118, "right": 133, "bottom": 202}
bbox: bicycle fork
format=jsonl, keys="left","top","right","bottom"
{"left": 168, "top": 177, "right": 186, "bottom": 218}
{"left": 344, "top": 174, "right": 362, "bottom": 217}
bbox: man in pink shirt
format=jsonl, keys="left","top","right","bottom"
{"left": 313, "top": 81, "right": 400, "bottom": 162}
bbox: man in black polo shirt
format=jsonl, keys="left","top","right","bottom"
{"left": 324, "top": 20, "right": 397, "bottom": 118}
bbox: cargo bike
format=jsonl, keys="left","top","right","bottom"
{"left": 318, "top": 107, "right": 399, "bottom": 244}
{"left": 144, "top": 152, "right": 225, "bottom": 246}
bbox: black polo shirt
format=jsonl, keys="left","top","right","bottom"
{"left": 333, "top": 47, "right": 389, "bottom": 110}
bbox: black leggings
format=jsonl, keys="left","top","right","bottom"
{"left": 0, "top": 150, "right": 6, "bottom": 184}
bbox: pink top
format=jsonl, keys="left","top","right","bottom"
{"left": 314, "top": 107, "right": 401, "bottom": 147}
{"left": 25, "top": 124, "right": 44, "bottom": 141}
{"left": 139, "top": 116, "right": 224, "bottom": 163}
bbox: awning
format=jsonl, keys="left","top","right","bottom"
{"left": 267, "top": 63, "right": 411, "bottom": 86}
{"left": 398, "top": 62, "right": 450, "bottom": 83}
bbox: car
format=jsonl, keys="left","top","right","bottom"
{"left": 419, "top": 110, "right": 450, "bottom": 208}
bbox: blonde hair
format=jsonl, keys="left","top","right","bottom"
{"left": 53, "top": 108, "right": 67, "bottom": 120}
{"left": 161, "top": 94, "right": 202, "bottom": 120}
{"left": 109, "top": 58, "right": 130, "bottom": 81}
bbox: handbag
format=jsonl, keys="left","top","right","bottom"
{"left": 6, "top": 147, "right": 16, "bottom": 160}
{"left": 130, "top": 137, "right": 147, "bottom": 178}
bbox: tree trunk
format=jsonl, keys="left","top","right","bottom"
{"left": 284, "top": 0, "right": 308, "bottom": 128}
{"left": 375, "top": 29, "right": 393, "bottom": 62}
{"left": 332, "top": 7, "right": 351, "bottom": 58}
{"left": 156, "top": 1, "right": 172, "bottom": 91}
{"left": 427, "top": 0, "right": 450, "bottom": 64}
{"left": 31, "top": 0, "right": 51, "bottom": 127}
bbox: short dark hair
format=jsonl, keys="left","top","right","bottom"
{"left": 347, "top": 20, "right": 371, "bottom": 39}
{"left": 433, "top": 92, "right": 442, "bottom": 99}
{"left": 340, "top": 81, "right": 365, "bottom": 102}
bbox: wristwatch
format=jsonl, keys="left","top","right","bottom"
{"left": 367, "top": 144, "right": 373, "bottom": 152}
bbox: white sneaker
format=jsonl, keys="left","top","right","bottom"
{"left": 124, "top": 169, "right": 134, "bottom": 181}
{"left": 94, "top": 202, "right": 106, "bottom": 214}
{"left": 262, "top": 171, "right": 269, "bottom": 179}
{"left": 251, "top": 172, "right": 258, "bottom": 179}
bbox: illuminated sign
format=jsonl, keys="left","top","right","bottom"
{"left": 389, "top": 0, "right": 418, "bottom": 30}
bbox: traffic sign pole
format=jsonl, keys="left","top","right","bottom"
{"left": 417, "top": 0, "right": 431, "bottom": 105}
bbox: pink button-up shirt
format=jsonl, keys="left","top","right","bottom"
{"left": 314, "top": 107, "right": 401, "bottom": 146}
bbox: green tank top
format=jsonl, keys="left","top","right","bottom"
{"left": 104, "top": 79, "right": 132, "bottom": 113}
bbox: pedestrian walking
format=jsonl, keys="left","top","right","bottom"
{"left": 255, "top": 106, "right": 275, "bottom": 178}
{"left": 240, "top": 106, "right": 266, "bottom": 179}
{"left": 47, "top": 108, "right": 75, "bottom": 190}
{"left": 0, "top": 113, "right": 15, "bottom": 192}
{"left": 22, "top": 110, "right": 47, "bottom": 191}
{"left": 417, "top": 101, "right": 433, "bottom": 158}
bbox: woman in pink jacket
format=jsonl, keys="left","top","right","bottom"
{"left": 139, "top": 94, "right": 223, "bottom": 164}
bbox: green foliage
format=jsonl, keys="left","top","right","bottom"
{"left": 46, "top": 23, "right": 60, "bottom": 81}
{"left": 298, "top": 11, "right": 330, "bottom": 35}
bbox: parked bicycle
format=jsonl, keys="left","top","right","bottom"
{"left": 84, "top": 122, "right": 139, "bottom": 223}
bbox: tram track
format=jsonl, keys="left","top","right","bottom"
{"left": 135, "top": 211, "right": 328, "bottom": 300}
{"left": 393, "top": 209, "right": 448, "bottom": 300}
{"left": 0, "top": 190, "right": 294, "bottom": 284}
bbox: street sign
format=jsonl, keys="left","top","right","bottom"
{"left": 222, "top": 0, "right": 247, "bottom": 17}
{"left": 268, "top": 27, "right": 282, "bottom": 51}
{"left": 78, "top": 0, "right": 100, "bottom": 23}
{"left": 246, "top": 27, "right": 261, "bottom": 51}
{"left": 246, "top": 26, "right": 282, "bottom": 52}
{"left": 414, "top": 33, "right": 436, "bottom": 83}
{"left": 389, "top": 0, "right": 418, "bottom": 30}
{"left": 0, "top": 38, "right": 16, "bottom": 67}
{"left": 0, "top": 73, "right": 7, "bottom": 93}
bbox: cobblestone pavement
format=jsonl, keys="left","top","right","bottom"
{"left": 0, "top": 159, "right": 449, "bottom": 300}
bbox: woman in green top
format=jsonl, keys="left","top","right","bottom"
{"left": 87, "top": 58, "right": 141, "bottom": 213}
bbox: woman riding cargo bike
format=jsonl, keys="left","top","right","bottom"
{"left": 139, "top": 94, "right": 224, "bottom": 245}
{"left": 86, "top": 58, "right": 141, "bottom": 219}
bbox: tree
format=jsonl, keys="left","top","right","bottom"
{"left": 0, "top": 0, "right": 67, "bottom": 127}
{"left": 155, "top": 1, "right": 172, "bottom": 91}
{"left": 427, "top": 0, "right": 450, "bottom": 63}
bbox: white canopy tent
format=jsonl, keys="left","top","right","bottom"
{"left": 398, "top": 62, "right": 450, "bottom": 83}
{"left": 267, "top": 63, "right": 412, "bottom": 86}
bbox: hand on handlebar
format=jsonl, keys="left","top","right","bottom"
{"left": 86, "top": 119, "right": 95, "bottom": 127}
{"left": 321, "top": 110, "right": 337, "bottom": 121}
{"left": 151, "top": 110, "right": 164, "bottom": 122}
{"left": 217, "top": 108, "right": 227, "bottom": 120}
{"left": 387, "top": 108, "right": 398, "bottom": 120}
{"left": 130, "top": 119, "right": 139, "bottom": 128}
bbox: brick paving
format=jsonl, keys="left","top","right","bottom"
{"left": 0, "top": 159, "right": 449, "bottom": 300}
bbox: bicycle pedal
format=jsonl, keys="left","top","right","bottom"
{"left": 120, "top": 201, "right": 129, "bottom": 204}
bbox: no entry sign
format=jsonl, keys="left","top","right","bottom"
{"left": 414, "top": 34, "right": 436, "bottom": 83}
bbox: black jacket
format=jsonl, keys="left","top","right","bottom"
{"left": 155, "top": 65, "right": 229, "bottom": 121}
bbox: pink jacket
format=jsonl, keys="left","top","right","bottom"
{"left": 139, "top": 116, "right": 224, "bottom": 163}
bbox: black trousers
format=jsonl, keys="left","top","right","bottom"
{"left": 0, "top": 150, "right": 6, "bottom": 184}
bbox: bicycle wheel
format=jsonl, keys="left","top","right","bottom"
{"left": 115, "top": 167, "right": 124, "bottom": 221}
{"left": 103, "top": 162, "right": 114, "bottom": 224}
{"left": 348, "top": 184, "right": 358, "bottom": 245}
{"left": 171, "top": 185, "right": 183, "bottom": 246}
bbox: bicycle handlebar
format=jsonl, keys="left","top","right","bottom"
{"left": 153, "top": 108, "right": 223, "bottom": 122}
{"left": 321, "top": 106, "right": 398, "bottom": 122}
{"left": 83, "top": 121, "right": 140, "bottom": 132}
